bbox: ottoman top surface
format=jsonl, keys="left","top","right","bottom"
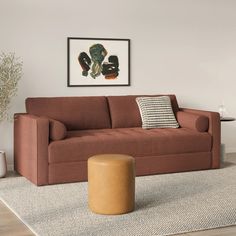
{"left": 88, "top": 154, "right": 134, "bottom": 165}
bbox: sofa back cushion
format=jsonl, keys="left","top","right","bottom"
{"left": 26, "top": 97, "right": 111, "bottom": 130}
{"left": 107, "top": 95, "right": 179, "bottom": 128}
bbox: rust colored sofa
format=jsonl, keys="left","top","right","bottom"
{"left": 14, "top": 95, "right": 221, "bottom": 186}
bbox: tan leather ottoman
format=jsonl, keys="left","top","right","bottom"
{"left": 88, "top": 154, "right": 135, "bottom": 215}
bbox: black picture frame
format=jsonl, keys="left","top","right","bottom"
{"left": 67, "top": 37, "right": 130, "bottom": 87}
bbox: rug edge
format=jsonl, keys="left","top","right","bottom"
{"left": 162, "top": 224, "right": 236, "bottom": 236}
{"left": 0, "top": 196, "right": 39, "bottom": 236}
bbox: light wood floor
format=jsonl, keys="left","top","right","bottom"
{"left": 0, "top": 154, "right": 236, "bottom": 236}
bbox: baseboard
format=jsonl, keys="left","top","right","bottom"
{"left": 226, "top": 147, "right": 236, "bottom": 154}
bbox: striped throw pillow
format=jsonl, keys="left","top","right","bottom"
{"left": 136, "top": 96, "right": 179, "bottom": 129}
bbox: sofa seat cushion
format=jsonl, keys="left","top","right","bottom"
{"left": 48, "top": 127, "right": 211, "bottom": 164}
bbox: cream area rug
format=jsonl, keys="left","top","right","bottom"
{"left": 0, "top": 160, "right": 236, "bottom": 236}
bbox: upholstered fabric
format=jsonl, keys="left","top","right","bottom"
{"left": 48, "top": 118, "right": 67, "bottom": 141}
{"left": 14, "top": 95, "right": 221, "bottom": 186}
{"left": 176, "top": 111, "right": 209, "bottom": 132}
{"left": 88, "top": 154, "right": 135, "bottom": 215}
{"left": 107, "top": 95, "right": 179, "bottom": 128}
{"left": 136, "top": 96, "right": 179, "bottom": 129}
{"left": 14, "top": 114, "right": 49, "bottom": 185}
{"left": 48, "top": 152, "right": 212, "bottom": 184}
{"left": 49, "top": 161, "right": 88, "bottom": 184}
{"left": 48, "top": 127, "right": 211, "bottom": 164}
{"left": 26, "top": 96, "right": 111, "bottom": 130}
{"left": 180, "top": 108, "right": 221, "bottom": 169}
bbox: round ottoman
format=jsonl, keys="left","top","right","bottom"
{"left": 88, "top": 154, "right": 135, "bottom": 215}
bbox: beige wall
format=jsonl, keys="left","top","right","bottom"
{"left": 1, "top": 0, "right": 236, "bottom": 167}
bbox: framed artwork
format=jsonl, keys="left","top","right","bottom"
{"left": 67, "top": 37, "right": 130, "bottom": 87}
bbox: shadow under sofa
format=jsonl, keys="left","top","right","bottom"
{"left": 14, "top": 95, "right": 221, "bottom": 186}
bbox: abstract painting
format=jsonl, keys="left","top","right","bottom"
{"left": 67, "top": 38, "right": 130, "bottom": 87}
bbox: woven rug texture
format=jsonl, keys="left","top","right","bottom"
{"left": 0, "top": 161, "right": 236, "bottom": 236}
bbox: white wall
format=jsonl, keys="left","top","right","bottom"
{"left": 1, "top": 0, "right": 236, "bottom": 167}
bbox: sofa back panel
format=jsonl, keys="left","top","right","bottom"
{"left": 107, "top": 95, "right": 179, "bottom": 128}
{"left": 26, "top": 97, "right": 111, "bottom": 130}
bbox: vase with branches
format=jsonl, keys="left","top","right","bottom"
{"left": 0, "top": 52, "right": 22, "bottom": 177}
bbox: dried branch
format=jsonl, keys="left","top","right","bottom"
{"left": 0, "top": 52, "right": 23, "bottom": 122}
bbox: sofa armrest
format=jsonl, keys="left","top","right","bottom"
{"left": 180, "top": 108, "right": 221, "bottom": 169}
{"left": 14, "top": 114, "right": 49, "bottom": 185}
